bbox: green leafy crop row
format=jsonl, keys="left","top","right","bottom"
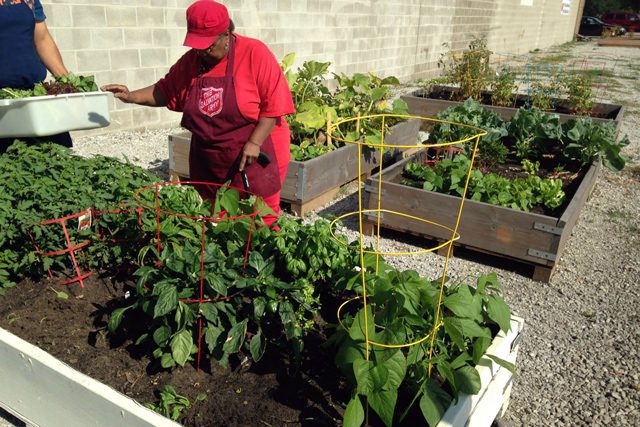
{"left": 281, "top": 53, "right": 409, "bottom": 161}
{"left": 0, "top": 141, "right": 158, "bottom": 292}
{"left": 428, "top": 98, "right": 630, "bottom": 172}
{"left": 0, "top": 143, "right": 514, "bottom": 427}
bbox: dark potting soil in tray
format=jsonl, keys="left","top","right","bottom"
{"left": 0, "top": 275, "right": 348, "bottom": 427}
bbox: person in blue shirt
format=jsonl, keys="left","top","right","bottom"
{"left": 0, "top": 0, "right": 72, "bottom": 153}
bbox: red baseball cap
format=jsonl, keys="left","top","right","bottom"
{"left": 183, "top": 1, "right": 230, "bottom": 50}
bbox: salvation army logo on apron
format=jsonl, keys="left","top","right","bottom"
{"left": 199, "top": 87, "right": 224, "bottom": 117}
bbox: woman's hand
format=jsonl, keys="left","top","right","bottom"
{"left": 100, "top": 84, "right": 167, "bottom": 107}
{"left": 100, "top": 84, "right": 135, "bottom": 103}
{"left": 239, "top": 141, "right": 261, "bottom": 171}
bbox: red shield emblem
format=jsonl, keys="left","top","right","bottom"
{"left": 199, "top": 87, "right": 224, "bottom": 117}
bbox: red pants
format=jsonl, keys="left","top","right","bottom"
{"left": 261, "top": 125, "right": 290, "bottom": 227}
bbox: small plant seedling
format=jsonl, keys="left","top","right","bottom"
{"left": 49, "top": 287, "right": 69, "bottom": 300}
{"left": 145, "top": 385, "right": 206, "bottom": 421}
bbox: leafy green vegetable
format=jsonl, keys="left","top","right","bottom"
{"left": 330, "top": 270, "right": 512, "bottom": 426}
{"left": 428, "top": 98, "right": 509, "bottom": 167}
{"left": 0, "top": 73, "right": 98, "bottom": 99}
{"left": 402, "top": 154, "right": 565, "bottom": 212}
{"left": 561, "top": 117, "right": 630, "bottom": 171}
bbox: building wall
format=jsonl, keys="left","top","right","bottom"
{"left": 41, "top": 0, "right": 581, "bottom": 133}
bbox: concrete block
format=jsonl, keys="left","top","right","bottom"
{"left": 132, "top": 106, "right": 161, "bottom": 125}
{"left": 43, "top": 4, "right": 73, "bottom": 28}
{"left": 124, "top": 28, "right": 155, "bottom": 48}
{"left": 91, "top": 28, "right": 125, "bottom": 49}
{"left": 106, "top": 6, "right": 138, "bottom": 27}
{"left": 140, "top": 48, "right": 169, "bottom": 67}
{"left": 71, "top": 5, "right": 107, "bottom": 28}
{"left": 168, "top": 47, "right": 190, "bottom": 63}
{"left": 59, "top": 50, "right": 78, "bottom": 74}
{"left": 277, "top": 0, "right": 291, "bottom": 12}
{"left": 53, "top": 28, "right": 92, "bottom": 50}
{"left": 125, "top": 68, "right": 157, "bottom": 89}
{"left": 137, "top": 7, "right": 166, "bottom": 27}
{"left": 259, "top": 0, "right": 277, "bottom": 10}
{"left": 76, "top": 50, "right": 112, "bottom": 73}
{"left": 165, "top": 8, "right": 186, "bottom": 27}
{"left": 153, "top": 28, "right": 186, "bottom": 47}
{"left": 110, "top": 49, "right": 141, "bottom": 71}
{"left": 106, "top": 109, "right": 134, "bottom": 130}
{"left": 92, "top": 70, "right": 128, "bottom": 91}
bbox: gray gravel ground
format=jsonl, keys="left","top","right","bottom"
{"left": 4, "top": 40, "right": 633, "bottom": 426}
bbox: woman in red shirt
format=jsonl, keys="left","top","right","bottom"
{"left": 101, "top": 0, "right": 294, "bottom": 226}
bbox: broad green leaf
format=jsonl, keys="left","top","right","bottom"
{"left": 249, "top": 328, "right": 266, "bottom": 362}
{"left": 353, "top": 359, "right": 388, "bottom": 395}
{"left": 367, "top": 389, "right": 397, "bottom": 427}
{"left": 453, "top": 365, "right": 481, "bottom": 394}
{"left": 200, "top": 303, "right": 219, "bottom": 323}
{"left": 458, "top": 318, "right": 491, "bottom": 339}
{"left": 154, "top": 285, "right": 178, "bottom": 318}
{"left": 443, "top": 284, "right": 482, "bottom": 321}
{"left": 443, "top": 317, "right": 466, "bottom": 350}
{"left": 486, "top": 294, "right": 511, "bottom": 333}
{"left": 335, "top": 339, "right": 366, "bottom": 373}
{"left": 153, "top": 325, "right": 172, "bottom": 346}
{"left": 160, "top": 352, "right": 176, "bottom": 369}
{"left": 472, "top": 336, "right": 492, "bottom": 364}
{"left": 219, "top": 188, "right": 240, "bottom": 215}
{"left": 206, "top": 273, "right": 228, "bottom": 296}
{"left": 486, "top": 354, "right": 517, "bottom": 374}
{"left": 382, "top": 350, "right": 407, "bottom": 391}
{"left": 349, "top": 306, "right": 375, "bottom": 342}
{"left": 222, "top": 319, "right": 247, "bottom": 354}
{"left": 419, "top": 378, "right": 452, "bottom": 427}
{"left": 253, "top": 297, "right": 266, "bottom": 318}
{"left": 343, "top": 395, "right": 365, "bottom": 427}
{"left": 108, "top": 306, "right": 131, "bottom": 333}
{"left": 170, "top": 329, "right": 193, "bottom": 367}
{"left": 204, "top": 325, "right": 223, "bottom": 353}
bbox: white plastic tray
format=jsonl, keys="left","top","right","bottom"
{"left": 0, "top": 91, "right": 111, "bottom": 138}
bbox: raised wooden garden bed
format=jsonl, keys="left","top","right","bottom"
{"left": 362, "top": 150, "right": 601, "bottom": 282}
{"left": 597, "top": 38, "right": 640, "bottom": 48}
{"left": 0, "top": 300, "right": 523, "bottom": 427}
{"left": 0, "top": 326, "right": 180, "bottom": 427}
{"left": 402, "top": 88, "right": 625, "bottom": 135}
{"left": 168, "top": 119, "right": 421, "bottom": 215}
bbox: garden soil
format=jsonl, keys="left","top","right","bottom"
{"left": 0, "top": 275, "right": 347, "bottom": 427}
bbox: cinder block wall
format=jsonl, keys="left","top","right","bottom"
{"left": 42, "top": 0, "right": 580, "bottom": 133}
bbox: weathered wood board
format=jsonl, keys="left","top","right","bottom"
{"left": 363, "top": 150, "right": 601, "bottom": 282}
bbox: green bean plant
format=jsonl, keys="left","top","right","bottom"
{"left": 330, "top": 261, "right": 514, "bottom": 427}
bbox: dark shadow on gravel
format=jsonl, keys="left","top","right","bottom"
{"left": 147, "top": 158, "right": 170, "bottom": 180}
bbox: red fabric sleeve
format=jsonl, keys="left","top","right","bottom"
{"left": 155, "top": 51, "right": 199, "bottom": 112}
{"left": 249, "top": 41, "right": 295, "bottom": 118}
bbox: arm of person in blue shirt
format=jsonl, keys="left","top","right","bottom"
{"left": 34, "top": 20, "right": 68, "bottom": 77}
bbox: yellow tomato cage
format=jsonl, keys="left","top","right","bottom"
{"left": 326, "top": 113, "right": 486, "bottom": 378}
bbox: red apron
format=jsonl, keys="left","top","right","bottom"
{"left": 181, "top": 35, "right": 280, "bottom": 202}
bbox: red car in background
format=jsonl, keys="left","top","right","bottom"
{"left": 601, "top": 11, "right": 640, "bottom": 32}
